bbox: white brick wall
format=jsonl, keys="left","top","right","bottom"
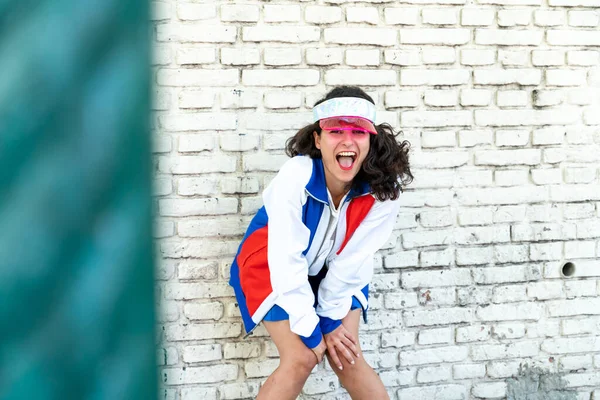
{"left": 152, "top": 1, "right": 600, "bottom": 398}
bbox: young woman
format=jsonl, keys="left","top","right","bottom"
{"left": 229, "top": 86, "right": 413, "bottom": 399}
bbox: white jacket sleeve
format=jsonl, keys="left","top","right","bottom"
{"left": 263, "top": 159, "right": 321, "bottom": 343}
{"left": 316, "top": 196, "right": 401, "bottom": 320}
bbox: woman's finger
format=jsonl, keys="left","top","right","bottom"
{"left": 342, "top": 328, "right": 358, "bottom": 345}
{"left": 328, "top": 344, "right": 343, "bottom": 371}
{"left": 336, "top": 342, "right": 355, "bottom": 365}
{"left": 341, "top": 336, "right": 360, "bottom": 358}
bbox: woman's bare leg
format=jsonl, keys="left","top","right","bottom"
{"left": 257, "top": 320, "right": 318, "bottom": 400}
{"left": 326, "top": 309, "right": 390, "bottom": 400}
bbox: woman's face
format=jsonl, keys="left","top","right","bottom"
{"left": 313, "top": 128, "right": 371, "bottom": 193}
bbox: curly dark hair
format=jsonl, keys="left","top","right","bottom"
{"left": 285, "top": 86, "right": 413, "bottom": 201}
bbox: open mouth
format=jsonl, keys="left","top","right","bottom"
{"left": 336, "top": 151, "right": 356, "bottom": 171}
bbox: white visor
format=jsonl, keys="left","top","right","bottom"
{"left": 312, "top": 97, "right": 376, "bottom": 123}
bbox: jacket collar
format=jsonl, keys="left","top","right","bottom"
{"left": 305, "top": 158, "right": 371, "bottom": 204}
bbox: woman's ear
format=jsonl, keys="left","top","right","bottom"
{"left": 313, "top": 131, "right": 321, "bottom": 150}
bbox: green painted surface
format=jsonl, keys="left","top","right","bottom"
{"left": 0, "top": 1, "right": 156, "bottom": 399}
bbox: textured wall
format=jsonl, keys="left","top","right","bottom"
{"left": 152, "top": 1, "right": 600, "bottom": 399}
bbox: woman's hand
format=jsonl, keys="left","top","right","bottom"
{"left": 310, "top": 338, "right": 327, "bottom": 364}
{"left": 323, "top": 324, "right": 360, "bottom": 370}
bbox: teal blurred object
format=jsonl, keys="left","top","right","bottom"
{"left": 0, "top": 0, "right": 156, "bottom": 399}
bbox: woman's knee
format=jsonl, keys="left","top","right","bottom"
{"left": 280, "top": 347, "right": 317, "bottom": 380}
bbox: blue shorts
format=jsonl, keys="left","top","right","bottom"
{"left": 263, "top": 265, "right": 367, "bottom": 322}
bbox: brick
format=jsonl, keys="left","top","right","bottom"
{"left": 220, "top": 48, "right": 260, "bottom": 66}
{"left": 498, "top": 9, "right": 531, "bottom": 26}
{"left": 305, "top": 6, "right": 342, "bottom": 24}
{"left": 385, "top": 90, "right": 420, "bottom": 108}
{"left": 453, "top": 364, "right": 486, "bottom": 379}
{"left": 157, "top": 69, "right": 238, "bottom": 87}
{"left": 499, "top": 49, "right": 529, "bottom": 66}
{"left": 383, "top": 250, "right": 418, "bottom": 268}
{"left": 534, "top": 10, "right": 565, "bottom": 26}
{"left": 419, "top": 327, "right": 452, "bottom": 345}
{"left": 264, "top": 91, "right": 302, "bottom": 110}
{"left": 385, "top": 49, "right": 421, "bottom": 66}
{"left": 347, "top": 7, "right": 379, "bottom": 24}
{"left": 458, "top": 129, "right": 493, "bottom": 147}
{"left": 183, "top": 344, "right": 222, "bottom": 363}
{"left": 461, "top": 8, "right": 495, "bottom": 26}
{"left": 223, "top": 343, "right": 261, "bottom": 359}
{"left": 527, "top": 204, "right": 561, "bottom": 222}
{"left": 243, "top": 26, "right": 319, "bottom": 43}
{"left": 422, "top": 8, "right": 457, "bottom": 25}
{"left": 220, "top": 135, "right": 259, "bottom": 152}
{"left": 458, "top": 207, "right": 493, "bottom": 226}
{"left": 163, "top": 365, "right": 237, "bottom": 384}
{"left": 404, "top": 308, "right": 475, "bottom": 327}
{"left": 176, "top": 47, "right": 216, "bottom": 65}
{"left": 492, "top": 285, "right": 527, "bottom": 304}
{"left": 493, "top": 323, "right": 526, "bottom": 339}
{"left": 547, "top": 30, "right": 600, "bottom": 46}
{"left": 569, "top": 10, "right": 599, "bottom": 27}
{"left": 325, "top": 69, "right": 396, "bottom": 86}
{"left": 402, "top": 269, "right": 471, "bottom": 289}
{"left": 487, "top": 361, "right": 520, "bottom": 378}
{"left": 397, "top": 385, "right": 467, "bottom": 400}
{"left": 264, "top": 48, "right": 302, "bottom": 66}
{"left": 461, "top": 287, "right": 492, "bottom": 308}
{"left": 550, "top": 185, "right": 600, "bottom": 202}
{"left": 424, "top": 90, "right": 457, "bottom": 107}
{"left": 421, "top": 130, "right": 456, "bottom": 147}
{"left": 420, "top": 248, "right": 453, "bottom": 267}
{"left": 474, "top": 69, "right": 541, "bottom": 86}
{"left": 400, "top": 346, "right": 469, "bottom": 366}
{"left": 530, "top": 242, "right": 563, "bottom": 261}
{"left": 546, "top": 69, "right": 587, "bottom": 86}
{"left": 565, "top": 240, "right": 596, "bottom": 258}
{"left": 175, "top": 260, "right": 218, "bottom": 280}
{"left": 264, "top": 4, "right": 300, "bottom": 22}
{"left": 495, "top": 169, "right": 529, "bottom": 186}
{"left": 220, "top": 383, "right": 260, "bottom": 400}
{"left": 568, "top": 50, "right": 599, "bottom": 66}
{"left": 181, "top": 388, "right": 217, "bottom": 400}
{"left": 402, "top": 111, "right": 471, "bottom": 127}
{"left": 418, "top": 287, "right": 456, "bottom": 306}
{"left": 183, "top": 301, "right": 224, "bottom": 321}
{"left": 456, "top": 247, "right": 493, "bottom": 265}
{"left": 178, "top": 90, "right": 214, "bottom": 109}
{"left": 532, "top": 50, "right": 564, "bottom": 66}
{"left": 384, "top": 7, "right": 419, "bottom": 25}
{"left": 562, "top": 318, "right": 598, "bottom": 335}
{"left": 564, "top": 203, "right": 596, "bottom": 220}
{"left": 221, "top": 90, "right": 259, "bottom": 109}
{"left": 306, "top": 48, "right": 342, "bottom": 65}
{"left": 542, "top": 337, "right": 600, "bottom": 354}
{"left": 460, "top": 49, "right": 496, "bottom": 65}
{"left": 381, "top": 332, "right": 416, "bottom": 348}
{"left": 476, "top": 108, "right": 578, "bottom": 126}
{"left": 456, "top": 325, "right": 491, "bottom": 342}
{"left": 559, "top": 355, "right": 593, "bottom": 371}
{"left": 472, "top": 382, "right": 507, "bottom": 399}
{"left": 479, "top": 0, "right": 540, "bottom": 3}
{"left": 401, "top": 29, "right": 470, "bottom": 45}
{"left": 422, "top": 48, "right": 455, "bottom": 65}
{"left": 160, "top": 154, "right": 237, "bottom": 174}
{"left": 346, "top": 49, "right": 380, "bottom": 66}
{"left": 156, "top": 25, "right": 236, "bottom": 43}
{"left": 221, "top": 4, "right": 259, "bottom": 22}
{"left": 176, "top": 3, "right": 216, "bottom": 21}
{"left": 471, "top": 340, "right": 540, "bottom": 361}
{"left": 178, "top": 134, "right": 215, "bottom": 152}
{"left": 497, "top": 91, "right": 529, "bottom": 107}
{"left": 476, "top": 149, "right": 541, "bottom": 166}
{"left": 385, "top": 292, "right": 418, "bottom": 309}
{"left": 474, "top": 265, "right": 541, "bottom": 285}
{"left": 325, "top": 28, "right": 396, "bottom": 46}
{"left": 243, "top": 69, "right": 319, "bottom": 87}
{"left": 476, "top": 29, "right": 542, "bottom": 45}
{"left": 476, "top": 302, "right": 543, "bottom": 321}
{"left": 532, "top": 127, "right": 565, "bottom": 145}
{"left": 417, "top": 365, "right": 452, "bottom": 383}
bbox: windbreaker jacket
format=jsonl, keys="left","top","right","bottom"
{"left": 229, "top": 155, "right": 401, "bottom": 348}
